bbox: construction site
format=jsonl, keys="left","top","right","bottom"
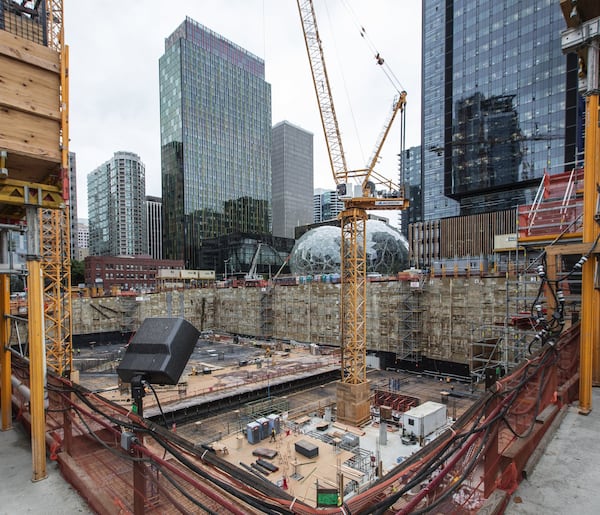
{"left": 1, "top": 0, "right": 600, "bottom": 514}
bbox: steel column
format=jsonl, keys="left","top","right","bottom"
{"left": 1, "top": 274, "right": 11, "bottom": 430}
{"left": 27, "top": 257, "right": 47, "bottom": 480}
{"left": 579, "top": 88, "right": 600, "bottom": 413}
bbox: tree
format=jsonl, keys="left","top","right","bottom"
{"left": 71, "top": 260, "right": 85, "bottom": 286}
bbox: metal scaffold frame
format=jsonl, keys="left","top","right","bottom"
{"left": 397, "top": 275, "right": 426, "bottom": 363}
{"left": 40, "top": 207, "right": 72, "bottom": 376}
{"left": 340, "top": 209, "right": 367, "bottom": 385}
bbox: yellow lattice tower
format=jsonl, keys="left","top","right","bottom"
{"left": 40, "top": 207, "right": 72, "bottom": 376}
{"left": 40, "top": 0, "right": 72, "bottom": 377}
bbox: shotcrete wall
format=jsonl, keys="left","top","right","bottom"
{"left": 72, "top": 277, "right": 509, "bottom": 366}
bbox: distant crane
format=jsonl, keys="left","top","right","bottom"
{"left": 296, "top": 0, "right": 408, "bottom": 425}
{"left": 245, "top": 243, "right": 264, "bottom": 283}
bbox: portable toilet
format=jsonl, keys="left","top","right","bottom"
{"left": 256, "top": 417, "right": 270, "bottom": 440}
{"left": 267, "top": 413, "right": 281, "bottom": 434}
{"left": 246, "top": 422, "right": 261, "bottom": 444}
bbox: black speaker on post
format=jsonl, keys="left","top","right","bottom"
{"left": 117, "top": 317, "right": 200, "bottom": 385}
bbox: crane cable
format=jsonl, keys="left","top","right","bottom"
{"left": 322, "top": 0, "right": 366, "bottom": 166}
{"left": 340, "top": 0, "right": 405, "bottom": 94}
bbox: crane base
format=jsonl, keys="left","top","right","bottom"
{"left": 336, "top": 381, "right": 371, "bottom": 427}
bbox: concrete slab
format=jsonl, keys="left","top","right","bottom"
{"left": 506, "top": 387, "right": 600, "bottom": 515}
{"left": 0, "top": 418, "right": 92, "bottom": 515}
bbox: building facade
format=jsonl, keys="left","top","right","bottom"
{"left": 399, "top": 146, "right": 422, "bottom": 237}
{"left": 75, "top": 219, "right": 89, "bottom": 261}
{"left": 84, "top": 255, "right": 183, "bottom": 293}
{"left": 313, "top": 188, "right": 344, "bottom": 223}
{"left": 271, "top": 121, "right": 314, "bottom": 239}
{"left": 419, "top": 0, "right": 582, "bottom": 224}
{"left": 159, "top": 17, "right": 272, "bottom": 269}
{"left": 68, "top": 152, "right": 78, "bottom": 261}
{"left": 146, "top": 196, "right": 162, "bottom": 259}
{"left": 87, "top": 151, "right": 147, "bottom": 257}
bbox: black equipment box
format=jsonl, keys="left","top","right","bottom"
{"left": 117, "top": 317, "right": 199, "bottom": 385}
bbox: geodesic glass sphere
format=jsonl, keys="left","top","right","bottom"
{"left": 289, "top": 220, "right": 409, "bottom": 276}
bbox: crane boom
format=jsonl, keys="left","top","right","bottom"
{"left": 296, "top": 0, "right": 348, "bottom": 183}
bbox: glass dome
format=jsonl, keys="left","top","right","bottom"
{"left": 289, "top": 219, "right": 409, "bottom": 276}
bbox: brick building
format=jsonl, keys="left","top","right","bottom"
{"left": 84, "top": 255, "right": 184, "bottom": 293}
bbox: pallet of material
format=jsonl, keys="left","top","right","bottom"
{"left": 250, "top": 462, "right": 271, "bottom": 475}
{"left": 295, "top": 439, "right": 319, "bottom": 459}
{"left": 252, "top": 448, "right": 278, "bottom": 459}
{"left": 256, "top": 458, "right": 279, "bottom": 472}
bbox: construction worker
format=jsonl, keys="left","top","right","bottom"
{"left": 270, "top": 428, "right": 276, "bottom": 442}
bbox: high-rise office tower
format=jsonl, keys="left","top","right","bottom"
{"left": 87, "top": 151, "right": 147, "bottom": 256}
{"left": 160, "top": 17, "right": 272, "bottom": 269}
{"left": 313, "top": 188, "right": 344, "bottom": 224}
{"left": 68, "top": 151, "right": 79, "bottom": 260}
{"left": 271, "top": 121, "right": 313, "bottom": 239}
{"left": 399, "top": 145, "right": 422, "bottom": 236}
{"left": 146, "top": 196, "right": 162, "bottom": 260}
{"left": 419, "top": 0, "right": 581, "bottom": 223}
{"left": 75, "top": 219, "right": 89, "bottom": 261}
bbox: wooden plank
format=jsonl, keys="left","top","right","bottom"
{"left": 0, "top": 54, "right": 60, "bottom": 119}
{"left": 0, "top": 29, "right": 59, "bottom": 73}
{"left": 0, "top": 107, "right": 61, "bottom": 163}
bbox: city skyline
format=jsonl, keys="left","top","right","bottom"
{"left": 64, "top": 0, "right": 422, "bottom": 217}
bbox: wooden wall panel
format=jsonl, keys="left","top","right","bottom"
{"left": 0, "top": 26, "right": 61, "bottom": 185}
{"left": 0, "top": 107, "right": 60, "bottom": 163}
{"left": 0, "top": 54, "right": 60, "bottom": 119}
{"left": 0, "top": 29, "right": 59, "bottom": 72}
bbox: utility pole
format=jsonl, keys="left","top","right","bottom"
{"left": 560, "top": 0, "right": 600, "bottom": 413}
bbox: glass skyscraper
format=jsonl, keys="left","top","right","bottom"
{"left": 271, "top": 121, "right": 314, "bottom": 239}
{"left": 87, "top": 151, "right": 147, "bottom": 257}
{"left": 159, "top": 17, "right": 272, "bottom": 269}
{"left": 399, "top": 145, "right": 422, "bottom": 236}
{"left": 420, "top": 0, "right": 582, "bottom": 222}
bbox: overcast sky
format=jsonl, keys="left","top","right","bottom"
{"left": 64, "top": 1, "right": 422, "bottom": 218}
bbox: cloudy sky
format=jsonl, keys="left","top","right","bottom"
{"left": 64, "top": 1, "right": 422, "bottom": 218}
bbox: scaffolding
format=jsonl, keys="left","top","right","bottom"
{"left": 259, "top": 287, "right": 273, "bottom": 339}
{"left": 397, "top": 273, "right": 426, "bottom": 362}
{"left": 470, "top": 242, "right": 583, "bottom": 382}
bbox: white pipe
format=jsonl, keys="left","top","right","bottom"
{"left": 11, "top": 375, "right": 49, "bottom": 409}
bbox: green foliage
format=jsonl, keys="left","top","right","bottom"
{"left": 71, "top": 260, "right": 85, "bottom": 286}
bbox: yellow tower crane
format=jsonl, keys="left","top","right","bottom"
{"left": 296, "top": 0, "right": 408, "bottom": 426}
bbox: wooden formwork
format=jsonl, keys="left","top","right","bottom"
{"left": 0, "top": 28, "right": 61, "bottom": 189}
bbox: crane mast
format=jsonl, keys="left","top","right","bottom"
{"left": 296, "top": 0, "right": 408, "bottom": 426}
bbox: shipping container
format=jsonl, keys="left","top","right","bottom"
{"left": 402, "top": 401, "right": 447, "bottom": 438}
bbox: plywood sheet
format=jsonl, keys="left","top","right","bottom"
{"left": 0, "top": 107, "right": 61, "bottom": 163}
{"left": 0, "top": 53, "right": 60, "bottom": 119}
{"left": 0, "top": 28, "right": 59, "bottom": 73}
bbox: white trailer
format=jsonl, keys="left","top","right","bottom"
{"left": 402, "top": 401, "right": 447, "bottom": 438}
